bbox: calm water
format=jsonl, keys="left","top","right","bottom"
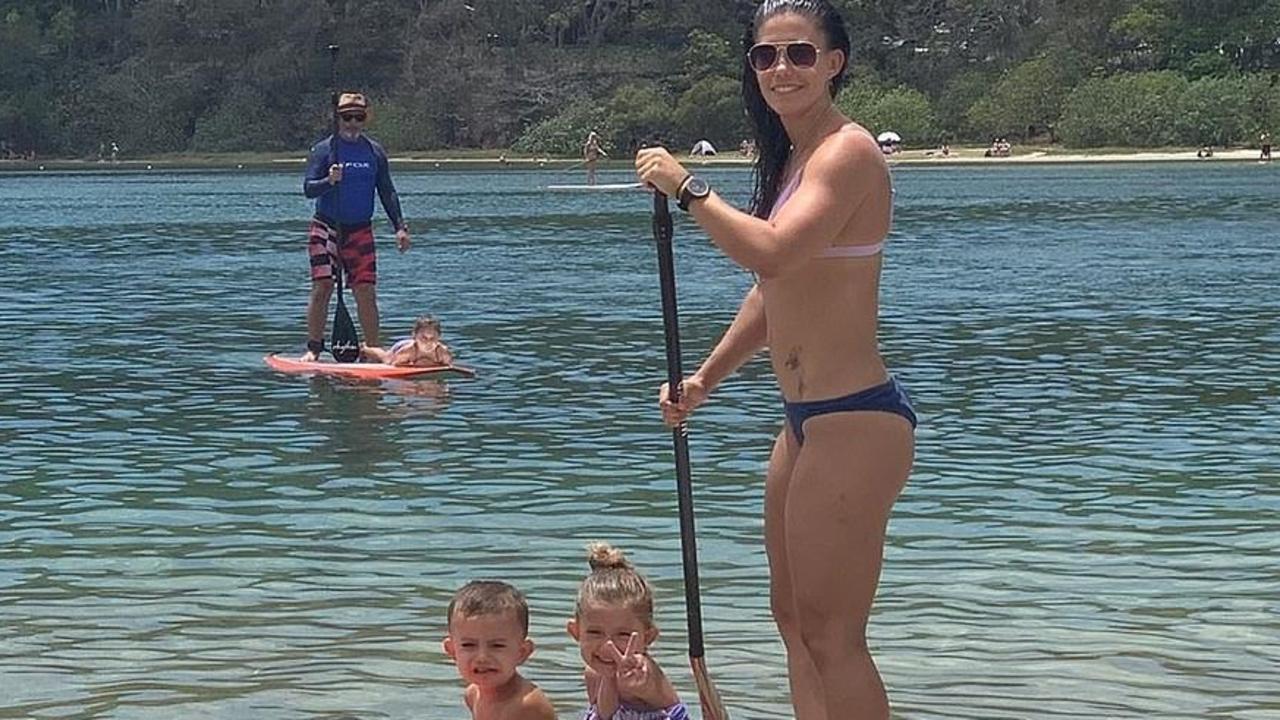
{"left": 1, "top": 162, "right": 1277, "bottom": 719}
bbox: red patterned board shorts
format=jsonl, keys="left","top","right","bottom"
{"left": 307, "top": 217, "right": 377, "bottom": 286}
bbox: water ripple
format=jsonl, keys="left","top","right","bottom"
{"left": 1, "top": 164, "right": 1277, "bottom": 719}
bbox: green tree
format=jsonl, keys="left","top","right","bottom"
{"left": 837, "top": 82, "right": 939, "bottom": 146}
{"left": 936, "top": 69, "right": 1000, "bottom": 141}
{"left": 604, "top": 81, "right": 672, "bottom": 152}
{"left": 682, "top": 29, "right": 738, "bottom": 86}
{"left": 966, "top": 51, "right": 1085, "bottom": 140}
{"left": 513, "top": 102, "right": 610, "bottom": 155}
{"left": 1059, "top": 71, "right": 1190, "bottom": 146}
{"left": 673, "top": 75, "right": 747, "bottom": 148}
{"left": 1174, "top": 75, "right": 1250, "bottom": 145}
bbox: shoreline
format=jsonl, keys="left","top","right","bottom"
{"left": 0, "top": 147, "right": 1272, "bottom": 173}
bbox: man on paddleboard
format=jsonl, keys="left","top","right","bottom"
{"left": 300, "top": 92, "right": 411, "bottom": 361}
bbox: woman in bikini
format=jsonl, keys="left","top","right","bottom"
{"left": 635, "top": 2, "right": 914, "bottom": 718}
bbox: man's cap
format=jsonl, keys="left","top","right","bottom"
{"left": 337, "top": 93, "right": 369, "bottom": 112}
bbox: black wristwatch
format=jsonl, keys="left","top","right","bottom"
{"left": 677, "top": 175, "right": 711, "bottom": 211}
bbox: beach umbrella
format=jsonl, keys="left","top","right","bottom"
{"left": 877, "top": 131, "right": 902, "bottom": 145}
{"left": 691, "top": 139, "right": 717, "bottom": 156}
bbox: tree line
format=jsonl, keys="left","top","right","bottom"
{"left": 2, "top": 0, "right": 1278, "bottom": 159}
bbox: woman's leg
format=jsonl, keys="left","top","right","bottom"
{"left": 764, "top": 428, "right": 827, "bottom": 720}
{"left": 783, "top": 412, "right": 914, "bottom": 720}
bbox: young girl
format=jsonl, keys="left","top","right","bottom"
{"left": 566, "top": 543, "right": 689, "bottom": 720}
{"left": 361, "top": 314, "right": 453, "bottom": 366}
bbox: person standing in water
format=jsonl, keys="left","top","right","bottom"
{"left": 300, "top": 92, "right": 411, "bottom": 361}
{"left": 583, "top": 131, "right": 607, "bottom": 185}
{"left": 635, "top": 1, "right": 915, "bottom": 718}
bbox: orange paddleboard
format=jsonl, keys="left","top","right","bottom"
{"left": 264, "top": 354, "right": 475, "bottom": 380}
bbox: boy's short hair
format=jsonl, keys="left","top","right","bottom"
{"left": 447, "top": 580, "right": 530, "bottom": 634}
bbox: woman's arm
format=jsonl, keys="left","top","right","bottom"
{"left": 693, "top": 283, "right": 767, "bottom": 393}
{"left": 662, "top": 284, "right": 767, "bottom": 426}
{"left": 637, "top": 133, "right": 885, "bottom": 277}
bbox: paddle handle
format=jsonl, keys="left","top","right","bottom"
{"left": 653, "top": 191, "right": 708, "bottom": 659}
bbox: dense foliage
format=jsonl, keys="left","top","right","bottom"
{"left": 2, "top": 0, "right": 1278, "bottom": 157}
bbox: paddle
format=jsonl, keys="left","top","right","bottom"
{"left": 327, "top": 43, "right": 360, "bottom": 363}
{"left": 651, "top": 190, "right": 730, "bottom": 720}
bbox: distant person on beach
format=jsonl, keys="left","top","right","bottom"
{"left": 583, "top": 131, "right": 607, "bottom": 185}
{"left": 360, "top": 314, "right": 453, "bottom": 366}
{"left": 566, "top": 543, "right": 688, "bottom": 720}
{"left": 1197, "top": 145, "right": 1214, "bottom": 159}
{"left": 1262, "top": 132, "right": 1273, "bottom": 161}
{"left": 443, "top": 580, "right": 558, "bottom": 720}
{"left": 635, "top": 1, "right": 915, "bottom": 718}
{"left": 300, "top": 92, "right": 411, "bottom": 361}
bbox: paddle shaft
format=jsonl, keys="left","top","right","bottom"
{"left": 327, "top": 44, "right": 346, "bottom": 265}
{"left": 652, "top": 191, "right": 708, "bottom": 659}
{"left": 326, "top": 45, "right": 361, "bottom": 361}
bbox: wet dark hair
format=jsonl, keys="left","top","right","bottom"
{"left": 742, "top": 0, "right": 851, "bottom": 218}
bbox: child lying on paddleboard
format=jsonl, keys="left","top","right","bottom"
{"left": 361, "top": 314, "right": 454, "bottom": 366}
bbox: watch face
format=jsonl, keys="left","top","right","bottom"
{"left": 687, "top": 177, "right": 710, "bottom": 197}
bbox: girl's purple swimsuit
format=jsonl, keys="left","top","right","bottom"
{"left": 583, "top": 701, "right": 690, "bottom": 720}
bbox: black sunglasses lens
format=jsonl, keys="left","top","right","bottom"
{"left": 787, "top": 43, "right": 818, "bottom": 67}
{"left": 341, "top": 114, "right": 365, "bottom": 122}
{"left": 749, "top": 45, "right": 778, "bottom": 71}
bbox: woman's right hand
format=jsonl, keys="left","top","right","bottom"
{"left": 659, "top": 374, "right": 709, "bottom": 427}
{"left": 327, "top": 163, "right": 343, "bottom": 184}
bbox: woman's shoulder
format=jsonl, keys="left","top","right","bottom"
{"left": 806, "top": 123, "right": 886, "bottom": 181}
{"left": 827, "top": 123, "right": 882, "bottom": 160}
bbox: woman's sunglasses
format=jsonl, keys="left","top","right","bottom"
{"left": 340, "top": 113, "right": 366, "bottom": 123}
{"left": 747, "top": 41, "right": 820, "bottom": 72}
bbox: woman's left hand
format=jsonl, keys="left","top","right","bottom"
{"left": 635, "top": 147, "right": 689, "bottom": 197}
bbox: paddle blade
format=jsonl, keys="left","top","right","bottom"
{"left": 326, "top": 222, "right": 360, "bottom": 363}
{"left": 331, "top": 286, "right": 360, "bottom": 363}
{"left": 692, "top": 656, "right": 730, "bottom": 720}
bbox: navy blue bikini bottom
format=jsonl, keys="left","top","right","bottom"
{"left": 783, "top": 376, "right": 917, "bottom": 445}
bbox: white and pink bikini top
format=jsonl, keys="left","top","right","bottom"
{"left": 768, "top": 169, "right": 891, "bottom": 258}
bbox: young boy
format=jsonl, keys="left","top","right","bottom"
{"left": 444, "top": 580, "right": 558, "bottom": 720}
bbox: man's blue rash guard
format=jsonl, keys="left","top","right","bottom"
{"left": 303, "top": 134, "right": 406, "bottom": 230}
